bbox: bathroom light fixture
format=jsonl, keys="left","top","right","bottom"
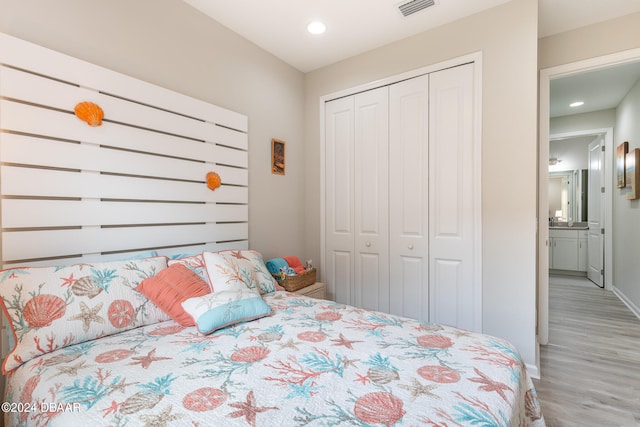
{"left": 307, "top": 21, "right": 326, "bottom": 35}
{"left": 549, "top": 157, "right": 562, "bottom": 166}
{"left": 569, "top": 101, "right": 584, "bottom": 108}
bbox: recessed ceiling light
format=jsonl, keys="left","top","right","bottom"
{"left": 570, "top": 101, "right": 584, "bottom": 108}
{"left": 307, "top": 21, "right": 326, "bottom": 35}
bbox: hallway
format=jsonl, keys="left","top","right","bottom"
{"left": 534, "top": 275, "right": 640, "bottom": 426}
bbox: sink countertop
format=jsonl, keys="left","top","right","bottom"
{"left": 549, "top": 221, "right": 589, "bottom": 230}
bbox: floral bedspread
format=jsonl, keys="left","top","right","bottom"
{"left": 4, "top": 292, "right": 545, "bottom": 426}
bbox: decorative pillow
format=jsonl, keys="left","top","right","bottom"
{"left": 0, "top": 257, "right": 169, "bottom": 373}
{"left": 168, "top": 254, "right": 211, "bottom": 288}
{"left": 204, "top": 250, "right": 279, "bottom": 294}
{"left": 181, "top": 285, "right": 271, "bottom": 335}
{"left": 136, "top": 263, "right": 211, "bottom": 326}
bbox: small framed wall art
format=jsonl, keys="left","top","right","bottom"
{"left": 616, "top": 141, "right": 628, "bottom": 188}
{"left": 271, "top": 138, "right": 285, "bottom": 175}
{"left": 626, "top": 148, "right": 640, "bottom": 200}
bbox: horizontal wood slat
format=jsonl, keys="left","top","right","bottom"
{"left": 2, "top": 223, "right": 248, "bottom": 261}
{"left": 0, "top": 242, "right": 250, "bottom": 269}
{"left": 1, "top": 200, "right": 247, "bottom": 228}
{"left": 0, "top": 66, "right": 242, "bottom": 146}
{"left": 1, "top": 166, "right": 248, "bottom": 204}
{"left": 0, "top": 35, "right": 247, "bottom": 132}
{"left": 0, "top": 131, "right": 248, "bottom": 185}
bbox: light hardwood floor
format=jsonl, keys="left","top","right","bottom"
{"left": 534, "top": 275, "right": 640, "bottom": 426}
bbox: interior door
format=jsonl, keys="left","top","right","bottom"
{"left": 354, "top": 87, "right": 390, "bottom": 312}
{"left": 325, "top": 96, "right": 355, "bottom": 303}
{"left": 428, "top": 63, "right": 481, "bottom": 331}
{"left": 389, "top": 75, "right": 430, "bottom": 321}
{"left": 587, "top": 136, "right": 604, "bottom": 287}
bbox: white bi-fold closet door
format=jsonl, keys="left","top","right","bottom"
{"left": 324, "top": 62, "right": 481, "bottom": 332}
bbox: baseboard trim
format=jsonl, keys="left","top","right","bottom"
{"left": 612, "top": 285, "right": 640, "bottom": 321}
{"left": 526, "top": 362, "right": 540, "bottom": 380}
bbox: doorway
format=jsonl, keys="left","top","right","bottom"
{"left": 538, "top": 49, "right": 640, "bottom": 346}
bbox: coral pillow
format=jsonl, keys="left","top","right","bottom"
{"left": 137, "top": 263, "right": 210, "bottom": 326}
{"left": 167, "top": 253, "right": 211, "bottom": 288}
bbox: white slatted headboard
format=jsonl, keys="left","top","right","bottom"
{"left": 0, "top": 33, "right": 249, "bottom": 267}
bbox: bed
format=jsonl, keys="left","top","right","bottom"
{"left": 0, "top": 33, "right": 544, "bottom": 426}
{"left": 1, "top": 251, "right": 543, "bottom": 427}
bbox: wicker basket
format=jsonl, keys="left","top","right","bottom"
{"left": 273, "top": 268, "right": 317, "bottom": 292}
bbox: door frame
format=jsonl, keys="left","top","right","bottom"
{"left": 538, "top": 48, "right": 640, "bottom": 346}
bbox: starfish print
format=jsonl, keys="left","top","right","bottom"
{"left": 108, "top": 377, "right": 139, "bottom": 395}
{"left": 398, "top": 378, "right": 440, "bottom": 401}
{"left": 129, "top": 348, "right": 171, "bottom": 369}
{"left": 228, "top": 250, "right": 250, "bottom": 260}
{"left": 60, "top": 273, "right": 76, "bottom": 287}
{"left": 139, "top": 405, "right": 183, "bottom": 427}
{"left": 354, "top": 373, "right": 370, "bottom": 385}
{"left": 468, "top": 368, "right": 513, "bottom": 402}
{"left": 227, "top": 391, "right": 278, "bottom": 427}
{"left": 341, "top": 356, "right": 360, "bottom": 369}
{"left": 68, "top": 301, "right": 105, "bottom": 332}
{"left": 278, "top": 338, "right": 299, "bottom": 351}
{"left": 99, "top": 400, "right": 120, "bottom": 418}
{"left": 330, "top": 333, "right": 363, "bottom": 349}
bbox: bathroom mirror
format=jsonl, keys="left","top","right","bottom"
{"left": 549, "top": 170, "right": 588, "bottom": 223}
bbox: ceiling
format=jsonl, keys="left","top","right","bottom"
{"left": 184, "top": 0, "right": 640, "bottom": 118}
{"left": 184, "top": 0, "right": 640, "bottom": 73}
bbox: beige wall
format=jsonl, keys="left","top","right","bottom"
{"left": 0, "top": 0, "right": 306, "bottom": 261}
{"left": 304, "top": 0, "right": 540, "bottom": 369}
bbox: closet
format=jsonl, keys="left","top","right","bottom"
{"left": 324, "top": 61, "right": 481, "bottom": 332}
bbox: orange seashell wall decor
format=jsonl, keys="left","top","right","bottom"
{"left": 206, "top": 171, "right": 221, "bottom": 191}
{"left": 74, "top": 101, "right": 104, "bottom": 127}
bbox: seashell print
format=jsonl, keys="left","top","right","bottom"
{"left": 183, "top": 388, "right": 227, "bottom": 412}
{"left": 354, "top": 391, "right": 406, "bottom": 427}
{"left": 95, "top": 348, "right": 134, "bottom": 364}
{"left": 368, "top": 368, "right": 400, "bottom": 385}
{"left": 230, "top": 346, "right": 270, "bottom": 363}
{"left": 417, "top": 365, "right": 461, "bottom": 383}
{"left": 297, "top": 331, "right": 326, "bottom": 342}
{"left": 74, "top": 101, "right": 104, "bottom": 127}
{"left": 315, "top": 311, "right": 342, "bottom": 322}
{"left": 71, "top": 276, "right": 102, "bottom": 298}
{"left": 206, "top": 171, "right": 221, "bottom": 191}
{"left": 23, "top": 294, "right": 66, "bottom": 328}
{"left": 42, "top": 353, "right": 82, "bottom": 367}
{"left": 119, "top": 392, "right": 164, "bottom": 415}
{"left": 257, "top": 332, "right": 282, "bottom": 343}
{"left": 416, "top": 334, "right": 453, "bottom": 349}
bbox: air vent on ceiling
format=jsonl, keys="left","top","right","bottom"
{"left": 398, "top": 0, "right": 435, "bottom": 17}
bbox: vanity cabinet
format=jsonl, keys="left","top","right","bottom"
{"left": 549, "top": 228, "right": 588, "bottom": 272}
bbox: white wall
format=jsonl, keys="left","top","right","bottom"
{"left": 613, "top": 78, "right": 640, "bottom": 312}
{"left": 0, "top": 0, "right": 306, "bottom": 261}
{"left": 304, "top": 0, "right": 540, "bottom": 371}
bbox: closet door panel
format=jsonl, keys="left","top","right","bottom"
{"left": 389, "top": 75, "right": 429, "bottom": 321}
{"left": 325, "top": 97, "right": 355, "bottom": 304}
{"left": 354, "top": 88, "right": 390, "bottom": 312}
{"left": 428, "top": 63, "right": 480, "bottom": 331}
